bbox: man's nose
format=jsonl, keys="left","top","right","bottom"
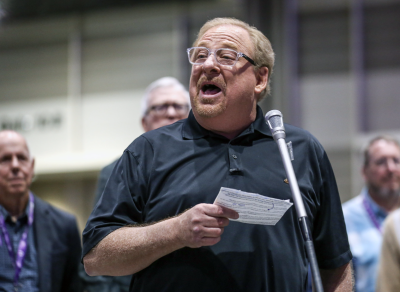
{"left": 386, "top": 158, "right": 399, "bottom": 172}
{"left": 11, "top": 156, "right": 20, "bottom": 168}
{"left": 202, "top": 53, "right": 220, "bottom": 73}
{"left": 166, "top": 105, "right": 178, "bottom": 117}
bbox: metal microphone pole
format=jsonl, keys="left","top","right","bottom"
{"left": 265, "top": 110, "right": 324, "bottom": 292}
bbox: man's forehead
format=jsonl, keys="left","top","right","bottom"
{"left": 197, "top": 24, "right": 252, "bottom": 51}
{"left": 370, "top": 140, "right": 400, "bottom": 157}
{"left": 148, "top": 86, "right": 187, "bottom": 105}
{"left": 0, "top": 132, "right": 30, "bottom": 155}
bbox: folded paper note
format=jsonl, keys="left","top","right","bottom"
{"left": 214, "top": 187, "right": 293, "bottom": 225}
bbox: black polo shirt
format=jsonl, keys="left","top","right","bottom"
{"left": 82, "top": 106, "right": 352, "bottom": 292}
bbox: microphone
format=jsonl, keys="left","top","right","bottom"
{"left": 265, "top": 109, "right": 286, "bottom": 140}
{"left": 264, "top": 110, "right": 306, "bottom": 217}
{"left": 265, "top": 110, "right": 324, "bottom": 292}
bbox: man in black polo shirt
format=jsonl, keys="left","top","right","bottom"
{"left": 82, "top": 17, "right": 353, "bottom": 292}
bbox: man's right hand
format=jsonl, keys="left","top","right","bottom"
{"left": 175, "top": 203, "right": 239, "bottom": 248}
{"left": 84, "top": 203, "right": 239, "bottom": 276}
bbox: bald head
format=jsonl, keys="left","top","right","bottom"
{"left": 0, "top": 130, "right": 30, "bottom": 152}
{"left": 0, "top": 130, "right": 34, "bottom": 210}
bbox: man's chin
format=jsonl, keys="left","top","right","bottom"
{"left": 192, "top": 98, "right": 226, "bottom": 118}
{"left": 376, "top": 186, "right": 400, "bottom": 198}
{"left": 7, "top": 185, "right": 29, "bottom": 196}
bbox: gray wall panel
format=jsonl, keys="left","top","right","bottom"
{"left": 0, "top": 44, "right": 68, "bottom": 100}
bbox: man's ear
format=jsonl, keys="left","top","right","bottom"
{"left": 361, "top": 165, "right": 368, "bottom": 182}
{"left": 142, "top": 117, "right": 149, "bottom": 132}
{"left": 29, "top": 157, "right": 35, "bottom": 184}
{"left": 254, "top": 67, "right": 269, "bottom": 95}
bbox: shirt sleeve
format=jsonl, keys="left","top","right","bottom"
{"left": 82, "top": 136, "right": 153, "bottom": 259}
{"left": 92, "top": 161, "right": 118, "bottom": 208}
{"left": 309, "top": 137, "right": 353, "bottom": 269}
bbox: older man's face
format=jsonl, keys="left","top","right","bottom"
{"left": 363, "top": 139, "right": 400, "bottom": 198}
{"left": 0, "top": 132, "right": 34, "bottom": 199}
{"left": 189, "top": 24, "right": 262, "bottom": 120}
{"left": 142, "top": 86, "right": 189, "bottom": 132}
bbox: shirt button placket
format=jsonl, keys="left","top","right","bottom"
{"left": 228, "top": 147, "right": 240, "bottom": 173}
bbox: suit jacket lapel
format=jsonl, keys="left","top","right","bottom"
{"left": 34, "top": 196, "right": 53, "bottom": 292}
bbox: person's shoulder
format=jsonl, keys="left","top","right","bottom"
{"left": 285, "top": 123, "right": 320, "bottom": 144}
{"left": 285, "top": 123, "right": 310, "bottom": 135}
{"left": 342, "top": 195, "right": 365, "bottom": 222}
{"left": 390, "top": 208, "right": 400, "bottom": 218}
{"left": 386, "top": 208, "right": 400, "bottom": 227}
{"left": 101, "top": 160, "right": 118, "bottom": 174}
{"left": 284, "top": 123, "right": 326, "bottom": 158}
{"left": 34, "top": 195, "right": 77, "bottom": 222}
{"left": 126, "top": 119, "right": 186, "bottom": 152}
{"left": 144, "top": 119, "right": 186, "bottom": 139}
{"left": 342, "top": 195, "right": 363, "bottom": 210}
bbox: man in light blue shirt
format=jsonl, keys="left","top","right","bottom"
{"left": 343, "top": 135, "right": 400, "bottom": 292}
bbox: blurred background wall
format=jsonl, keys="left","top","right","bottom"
{"left": 0, "top": 0, "right": 399, "bottom": 232}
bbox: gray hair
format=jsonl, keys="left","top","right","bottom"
{"left": 140, "top": 77, "right": 190, "bottom": 117}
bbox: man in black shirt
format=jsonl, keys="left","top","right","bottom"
{"left": 82, "top": 17, "right": 353, "bottom": 291}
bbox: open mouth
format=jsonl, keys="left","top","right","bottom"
{"left": 201, "top": 83, "right": 222, "bottom": 96}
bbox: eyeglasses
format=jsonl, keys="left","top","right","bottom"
{"left": 146, "top": 103, "right": 189, "bottom": 116}
{"left": 187, "top": 47, "right": 256, "bottom": 67}
{"left": 372, "top": 157, "right": 400, "bottom": 168}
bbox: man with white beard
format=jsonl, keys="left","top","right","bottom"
{"left": 343, "top": 135, "right": 400, "bottom": 292}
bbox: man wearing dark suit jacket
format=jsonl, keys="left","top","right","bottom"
{"left": 0, "top": 130, "right": 82, "bottom": 292}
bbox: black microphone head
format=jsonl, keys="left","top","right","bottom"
{"left": 265, "top": 110, "right": 285, "bottom": 140}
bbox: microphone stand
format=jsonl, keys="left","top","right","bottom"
{"left": 265, "top": 110, "right": 324, "bottom": 292}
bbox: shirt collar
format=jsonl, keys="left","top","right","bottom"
{"left": 0, "top": 193, "right": 31, "bottom": 224}
{"left": 182, "top": 105, "right": 272, "bottom": 140}
{"left": 362, "top": 187, "right": 388, "bottom": 219}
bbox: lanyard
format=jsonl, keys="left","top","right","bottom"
{"left": 0, "top": 193, "right": 34, "bottom": 290}
{"left": 362, "top": 197, "right": 382, "bottom": 234}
